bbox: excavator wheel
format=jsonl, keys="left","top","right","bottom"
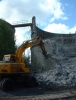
{"left": 27, "top": 76, "right": 37, "bottom": 87}
{"left": 1, "top": 78, "right": 15, "bottom": 91}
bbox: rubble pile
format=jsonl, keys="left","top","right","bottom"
{"left": 36, "top": 38, "right": 76, "bottom": 88}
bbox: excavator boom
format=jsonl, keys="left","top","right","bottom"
{"left": 15, "top": 36, "right": 50, "bottom": 62}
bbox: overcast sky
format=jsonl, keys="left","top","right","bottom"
{"left": 0, "top": 0, "right": 76, "bottom": 45}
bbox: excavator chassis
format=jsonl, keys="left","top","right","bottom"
{"left": 0, "top": 74, "right": 37, "bottom": 91}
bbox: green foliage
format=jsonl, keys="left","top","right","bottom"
{"left": 0, "top": 19, "right": 16, "bottom": 60}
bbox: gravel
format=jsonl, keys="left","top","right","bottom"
{"left": 0, "top": 85, "right": 49, "bottom": 98}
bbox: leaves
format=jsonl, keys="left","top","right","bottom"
{"left": 0, "top": 19, "right": 16, "bottom": 60}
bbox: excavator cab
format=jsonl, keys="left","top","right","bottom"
{"left": 3, "top": 54, "right": 15, "bottom": 62}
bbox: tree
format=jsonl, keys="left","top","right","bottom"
{"left": 0, "top": 19, "right": 16, "bottom": 60}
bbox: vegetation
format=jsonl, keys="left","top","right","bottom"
{"left": 0, "top": 19, "right": 16, "bottom": 60}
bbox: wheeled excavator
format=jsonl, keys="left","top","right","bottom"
{"left": 0, "top": 36, "right": 50, "bottom": 91}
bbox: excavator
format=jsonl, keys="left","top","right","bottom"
{"left": 0, "top": 36, "right": 50, "bottom": 91}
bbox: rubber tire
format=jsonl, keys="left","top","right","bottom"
{"left": 1, "top": 78, "right": 15, "bottom": 91}
{"left": 27, "top": 76, "right": 37, "bottom": 87}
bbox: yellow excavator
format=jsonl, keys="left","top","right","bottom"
{"left": 0, "top": 36, "right": 50, "bottom": 91}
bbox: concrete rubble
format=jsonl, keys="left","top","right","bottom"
{"left": 35, "top": 38, "right": 76, "bottom": 88}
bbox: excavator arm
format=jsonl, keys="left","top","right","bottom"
{"left": 15, "top": 36, "right": 50, "bottom": 62}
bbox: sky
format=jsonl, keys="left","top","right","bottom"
{"left": 0, "top": 0, "right": 76, "bottom": 46}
